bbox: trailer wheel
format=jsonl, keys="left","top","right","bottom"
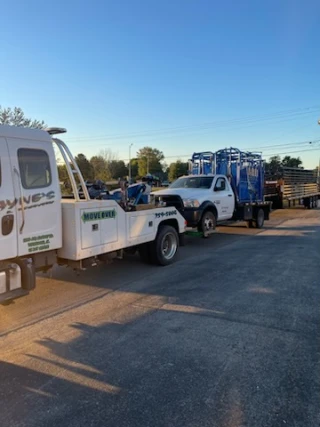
{"left": 151, "top": 225, "right": 179, "bottom": 266}
{"left": 199, "top": 210, "right": 216, "bottom": 238}
{"left": 255, "top": 209, "right": 265, "bottom": 229}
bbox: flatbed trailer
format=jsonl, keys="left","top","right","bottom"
{"left": 265, "top": 167, "right": 320, "bottom": 209}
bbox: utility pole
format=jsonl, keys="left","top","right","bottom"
{"left": 147, "top": 156, "right": 149, "bottom": 174}
{"left": 128, "top": 143, "right": 133, "bottom": 183}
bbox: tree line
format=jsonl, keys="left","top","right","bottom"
{"left": 1, "top": 106, "right": 306, "bottom": 183}
{"left": 62, "top": 148, "right": 189, "bottom": 183}
{"left": 265, "top": 155, "right": 303, "bottom": 173}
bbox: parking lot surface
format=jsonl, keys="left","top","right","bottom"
{"left": 1, "top": 209, "right": 319, "bottom": 427}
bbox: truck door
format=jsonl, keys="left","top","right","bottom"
{"left": 213, "top": 177, "right": 234, "bottom": 219}
{"left": 0, "top": 138, "right": 18, "bottom": 260}
{"left": 7, "top": 138, "right": 62, "bottom": 257}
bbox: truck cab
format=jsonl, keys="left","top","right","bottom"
{"left": 0, "top": 126, "right": 62, "bottom": 261}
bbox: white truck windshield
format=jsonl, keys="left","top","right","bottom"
{"left": 170, "top": 176, "right": 214, "bottom": 189}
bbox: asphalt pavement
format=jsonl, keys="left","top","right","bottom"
{"left": 1, "top": 209, "right": 319, "bottom": 427}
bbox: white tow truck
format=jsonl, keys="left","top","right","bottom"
{"left": 0, "top": 126, "right": 185, "bottom": 303}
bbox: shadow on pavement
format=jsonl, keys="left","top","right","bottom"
{"left": 1, "top": 215, "right": 319, "bottom": 426}
{"left": 1, "top": 295, "right": 319, "bottom": 427}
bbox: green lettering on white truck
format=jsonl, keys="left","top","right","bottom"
{"left": 81, "top": 209, "right": 117, "bottom": 222}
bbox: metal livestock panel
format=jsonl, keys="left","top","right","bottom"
{"left": 215, "top": 147, "right": 264, "bottom": 203}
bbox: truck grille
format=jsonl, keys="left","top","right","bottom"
{"left": 155, "top": 195, "right": 184, "bottom": 212}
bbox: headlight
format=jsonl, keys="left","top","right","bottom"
{"left": 183, "top": 198, "right": 200, "bottom": 208}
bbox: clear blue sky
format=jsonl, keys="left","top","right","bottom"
{"left": 1, "top": 0, "right": 320, "bottom": 167}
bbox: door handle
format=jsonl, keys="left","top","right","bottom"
{"left": 228, "top": 194, "right": 233, "bottom": 197}
{"left": 13, "top": 167, "right": 25, "bottom": 234}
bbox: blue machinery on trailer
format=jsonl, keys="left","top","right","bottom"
{"left": 189, "top": 148, "right": 265, "bottom": 204}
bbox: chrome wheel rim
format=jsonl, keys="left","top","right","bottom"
{"left": 204, "top": 215, "right": 214, "bottom": 231}
{"left": 161, "top": 233, "right": 177, "bottom": 260}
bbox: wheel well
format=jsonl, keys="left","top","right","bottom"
{"left": 202, "top": 205, "right": 217, "bottom": 219}
{"left": 158, "top": 219, "right": 179, "bottom": 234}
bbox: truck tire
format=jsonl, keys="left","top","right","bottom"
{"left": 199, "top": 210, "right": 216, "bottom": 238}
{"left": 151, "top": 225, "right": 179, "bottom": 266}
{"left": 255, "top": 208, "right": 265, "bottom": 229}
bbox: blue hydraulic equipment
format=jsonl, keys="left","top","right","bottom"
{"left": 109, "top": 183, "right": 148, "bottom": 205}
{"left": 189, "top": 152, "right": 215, "bottom": 175}
{"left": 215, "top": 147, "right": 264, "bottom": 203}
{"left": 189, "top": 148, "right": 264, "bottom": 203}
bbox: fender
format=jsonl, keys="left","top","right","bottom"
{"left": 199, "top": 200, "right": 218, "bottom": 217}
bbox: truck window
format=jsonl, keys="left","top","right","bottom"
{"left": 215, "top": 177, "right": 226, "bottom": 191}
{"left": 170, "top": 176, "right": 213, "bottom": 189}
{"left": 18, "top": 148, "right": 52, "bottom": 189}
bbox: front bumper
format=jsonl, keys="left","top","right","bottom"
{"left": 182, "top": 208, "right": 202, "bottom": 227}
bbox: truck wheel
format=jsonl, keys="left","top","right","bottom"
{"left": 151, "top": 225, "right": 179, "bottom": 266}
{"left": 199, "top": 211, "right": 216, "bottom": 238}
{"left": 255, "top": 208, "right": 265, "bottom": 229}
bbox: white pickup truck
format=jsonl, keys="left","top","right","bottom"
{"left": 155, "top": 173, "right": 271, "bottom": 237}
{"left": 0, "top": 125, "right": 186, "bottom": 303}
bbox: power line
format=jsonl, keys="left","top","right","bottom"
{"left": 65, "top": 105, "right": 320, "bottom": 142}
{"left": 64, "top": 113, "right": 319, "bottom": 150}
{"left": 266, "top": 147, "right": 320, "bottom": 157}
{"left": 245, "top": 138, "right": 320, "bottom": 151}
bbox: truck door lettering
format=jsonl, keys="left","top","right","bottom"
{"left": 6, "top": 198, "right": 18, "bottom": 210}
{"left": 23, "top": 195, "right": 31, "bottom": 204}
{"left": 0, "top": 191, "right": 56, "bottom": 211}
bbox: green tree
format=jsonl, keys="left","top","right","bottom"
{"left": 0, "top": 106, "right": 47, "bottom": 128}
{"left": 90, "top": 155, "right": 110, "bottom": 181}
{"left": 129, "top": 158, "right": 139, "bottom": 179}
{"left": 265, "top": 155, "right": 281, "bottom": 173}
{"left": 75, "top": 153, "right": 94, "bottom": 180}
{"left": 108, "top": 160, "right": 128, "bottom": 179}
{"left": 57, "top": 164, "right": 68, "bottom": 182}
{"left": 137, "top": 147, "right": 164, "bottom": 176}
{"left": 168, "top": 160, "right": 188, "bottom": 182}
{"left": 57, "top": 164, "right": 72, "bottom": 195}
{"left": 281, "top": 156, "right": 303, "bottom": 168}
